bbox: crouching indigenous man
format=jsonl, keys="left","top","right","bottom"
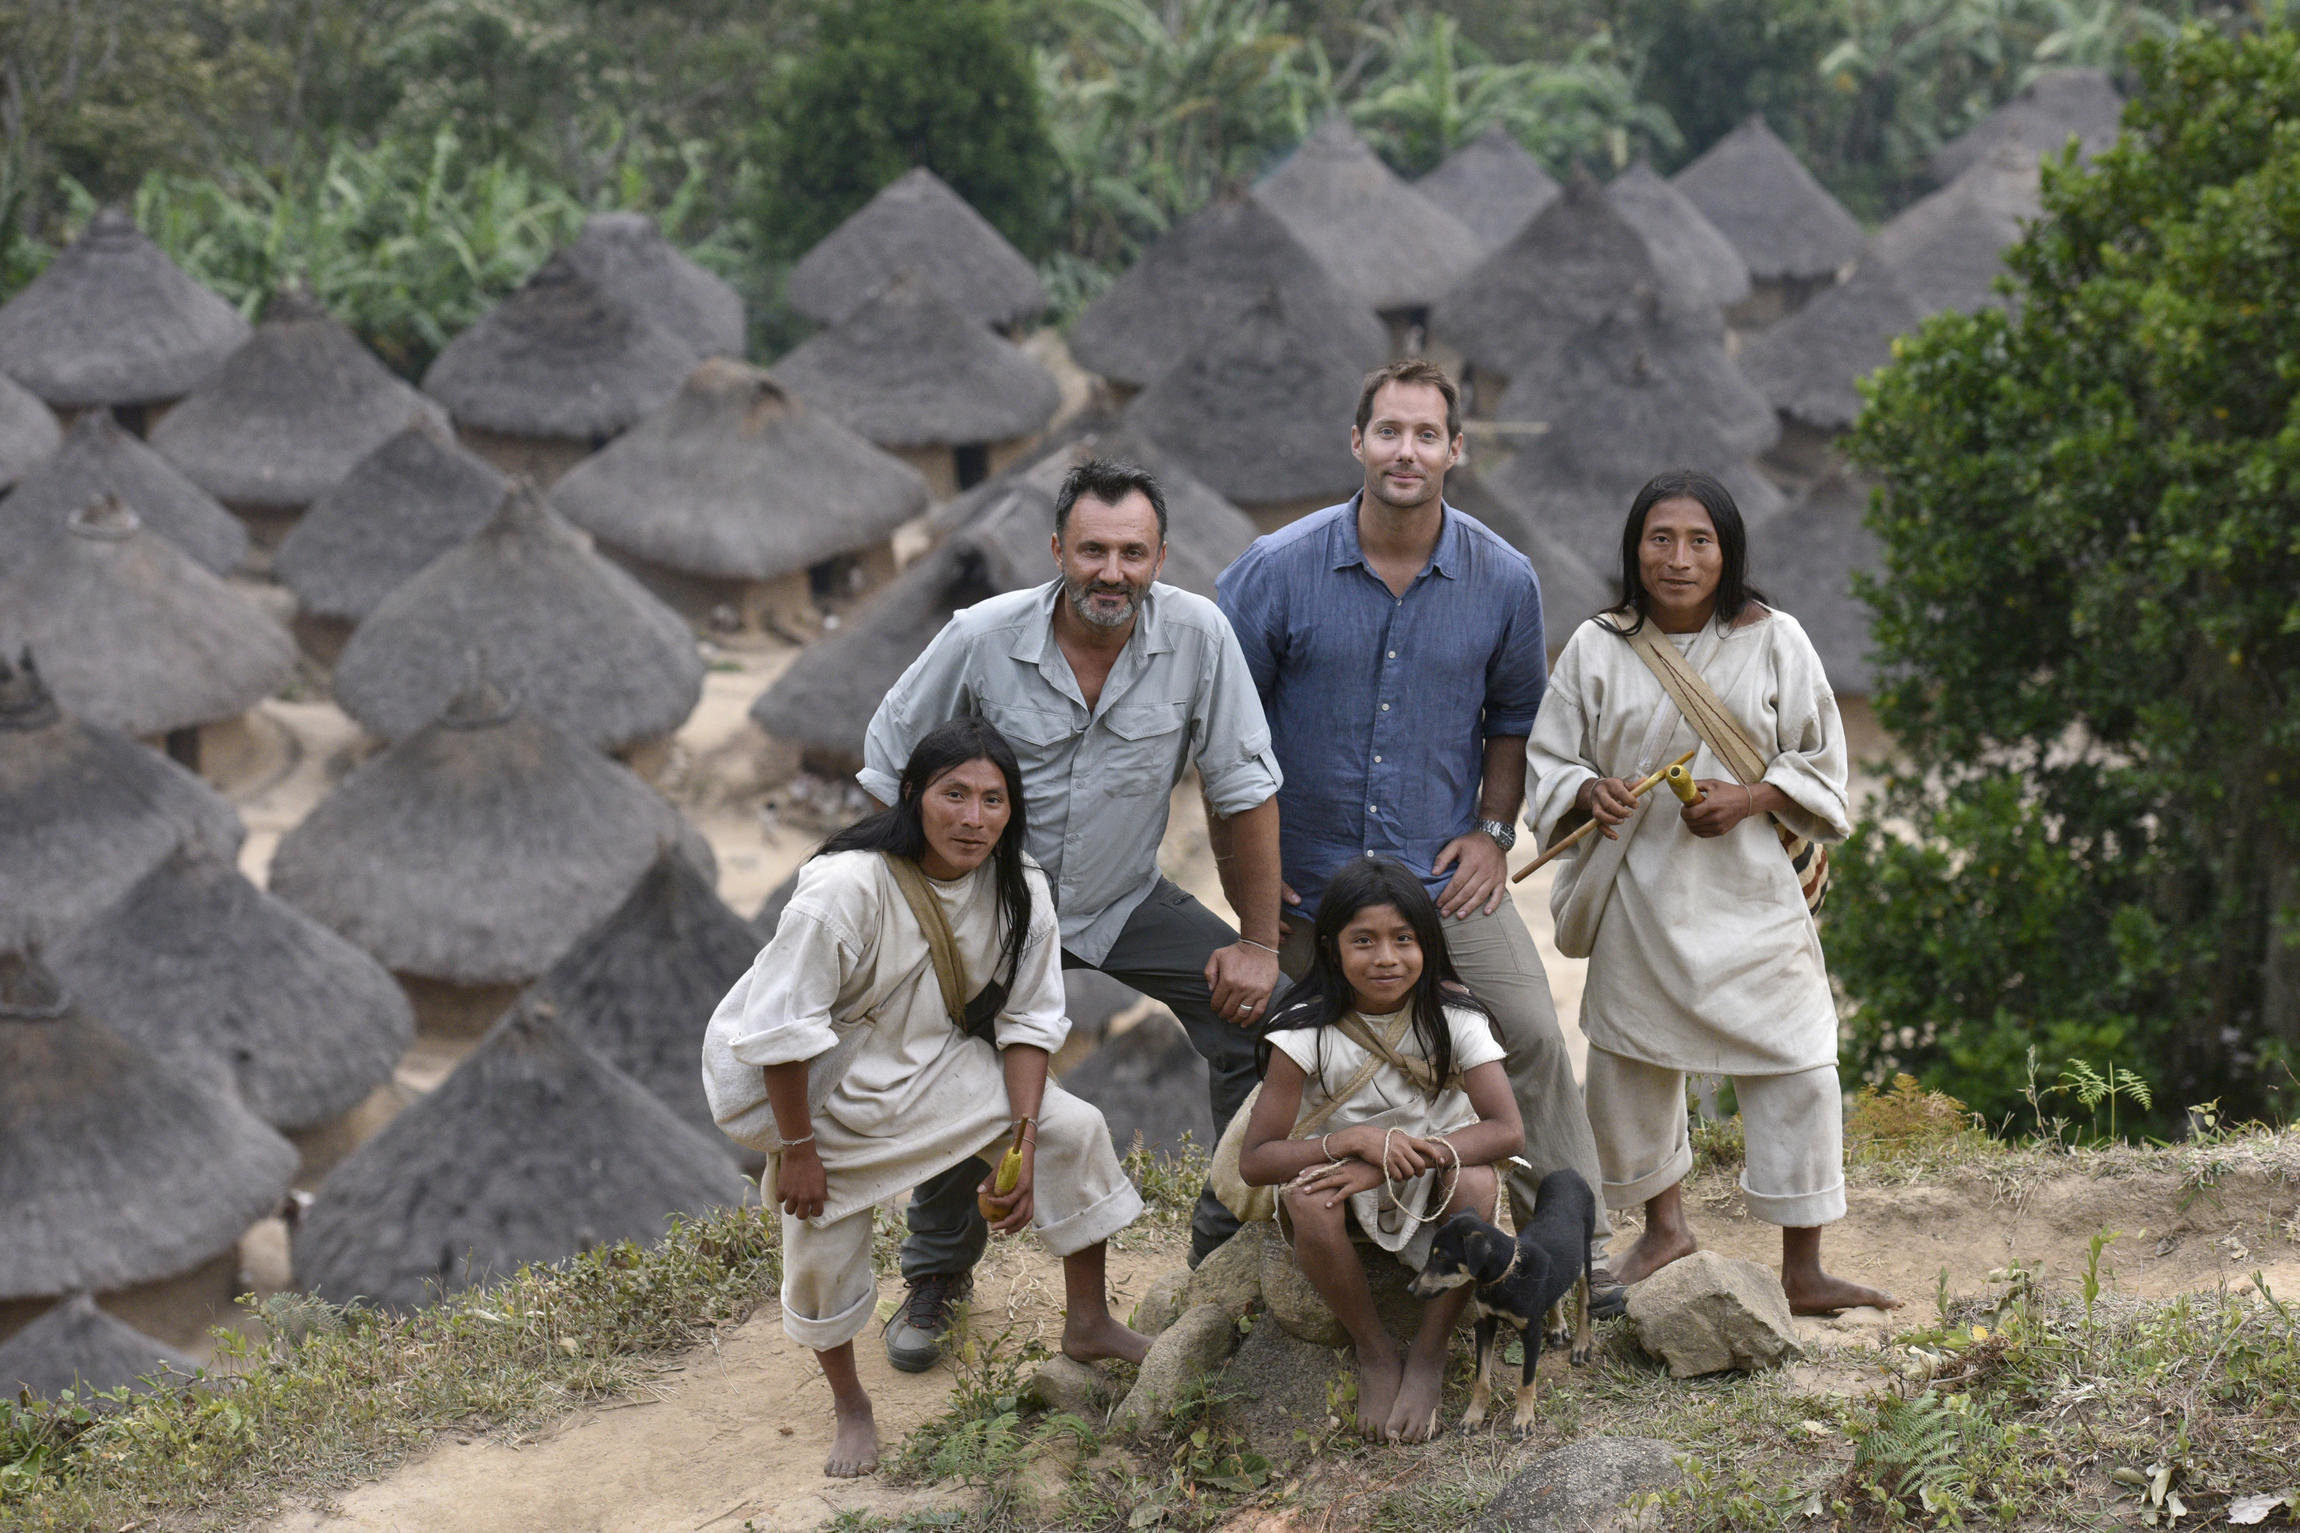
{"left": 705, "top": 719, "right": 1148, "bottom": 1477}
{"left": 859, "top": 458, "right": 1286, "bottom": 1370}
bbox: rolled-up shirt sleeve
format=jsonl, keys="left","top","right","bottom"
{"left": 859, "top": 618, "right": 977, "bottom": 805}
{"left": 1526, "top": 635, "right": 1599, "bottom": 848}
{"left": 993, "top": 874, "right": 1071, "bottom": 1054}
{"left": 1482, "top": 571, "right": 1548, "bottom": 738}
{"left": 1192, "top": 619, "right": 1283, "bottom": 818}
{"left": 1761, "top": 620, "right": 1853, "bottom": 845}
{"left": 720, "top": 905, "right": 858, "bottom": 1069}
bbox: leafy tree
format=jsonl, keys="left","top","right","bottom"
{"left": 1832, "top": 23, "right": 2300, "bottom": 1130}
{"left": 755, "top": 0, "right": 1059, "bottom": 259}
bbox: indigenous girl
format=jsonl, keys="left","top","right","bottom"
{"left": 1238, "top": 856, "right": 1524, "bottom": 1444}
{"left": 1526, "top": 469, "right": 1897, "bottom": 1315}
{"left": 706, "top": 718, "right": 1148, "bottom": 1477}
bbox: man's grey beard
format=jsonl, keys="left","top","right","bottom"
{"left": 1064, "top": 574, "right": 1146, "bottom": 630}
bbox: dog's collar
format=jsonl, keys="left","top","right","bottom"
{"left": 1490, "top": 1245, "right": 1522, "bottom": 1286}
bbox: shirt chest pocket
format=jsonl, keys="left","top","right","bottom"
{"left": 1097, "top": 699, "right": 1189, "bottom": 796}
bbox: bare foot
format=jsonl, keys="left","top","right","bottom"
{"left": 1384, "top": 1352, "right": 1445, "bottom": 1443}
{"left": 1611, "top": 1225, "right": 1697, "bottom": 1286}
{"left": 825, "top": 1399, "right": 879, "bottom": 1477}
{"left": 1353, "top": 1347, "right": 1404, "bottom": 1440}
{"left": 1784, "top": 1269, "right": 1901, "bottom": 1316}
{"left": 1061, "top": 1312, "right": 1151, "bottom": 1366}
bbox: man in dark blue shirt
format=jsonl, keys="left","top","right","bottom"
{"left": 1215, "top": 358, "right": 1614, "bottom": 1284}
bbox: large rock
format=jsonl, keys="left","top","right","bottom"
{"left": 1113, "top": 1302, "right": 1237, "bottom": 1435}
{"left": 1027, "top": 1354, "right": 1120, "bottom": 1419}
{"left": 1059, "top": 1012, "right": 1213, "bottom": 1157}
{"left": 1131, "top": 1268, "right": 1193, "bottom": 1337}
{"left": 1260, "top": 1233, "right": 1443, "bottom": 1347}
{"left": 1212, "top": 1313, "right": 1350, "bottom": 1460}
{"left": 1187, "top": 1223, "right": 1274, "bottom": 1318}
{"left": 1472, "top": 1436, "right": 1686, "bottom": 1532}
{"left": 1624, "top": 1250, "right": 1800, "bottom": 1378}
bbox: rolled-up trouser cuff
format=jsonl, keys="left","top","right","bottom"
{"left": 1741, "top": 1174, "right": 1846, "bottom": 1227}
{"left": 781, "top": 1207, "right": 879, "bottom": 1351}
{"left": 1603, "top": 1138, "right": 1696, "bottom": 1211}
{"left": 1036, "top": 1181, "right": 1145, "bottom": 1256}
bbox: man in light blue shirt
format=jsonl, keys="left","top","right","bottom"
{"left": 1216, "top": 359, "right": 1616, "bottom": 1295}
{"left": 862, "top": 458, "right": 1286, "bottom": 1365}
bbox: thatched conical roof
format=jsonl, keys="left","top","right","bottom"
{"left": 562, "top": 212, "right": 746, "bottom": 359}
{"left": 0, "top": 370, "right": 60, "bottom": 492}
{"left": 1869, "top": 149, "right": 2039, "bottom": 317}
{"left": 1068, "top": 194, "right": 1388, "bottom": 390}
{"left": 552, "top": 360, "right": 929, "bottom": 581}
{"left": 0, "top": 410, "right": 246, "bottom": 577}
{"left": 1481, "top": 306, "right": 1784, "bottom": 563}
{"left": 1430, "top": 173, "right": 1672, "bottom": 376}
{"left": 269, "top": 677, "right": 716, "bottom": 986}
{"left": 0, "top": 209, "right": 251, "bottom": 409}
{"left": 0, "top": 499, "right": 294, "bottom": 737}
{"left": 1750, "top": 466, "right": 1879, "bottom": 695}
{"left": 147, "top": 290, "right": 447, "bottom": 511}
{"left": 295, "top": 995, "right": 751, "bottom": 1310}
{"left": 752, "top": 423, "right": 1255, "bottom": 758}
{"left": 1123, "top": 290, "right": 1364, "bottom": 508}
{"left": 50, "top": 841, "right": 414, "bottom": 1133}
{"left": 1415, "top": 126, "right": 1562, "bottom": 252}
{"left": 0, "top": 949, "right": 297, "bottom": 1300}
{"left": 331, "top": 483, "right": 701, "bottom": 751}
{"left": 1737, "top": 257, "right": 1923, "bottom": 432}
{"left": 1255, "top": 117, "right": 1483, "bottom": 312}
{"left": 1607, "top": 159, "right": 1751, "bottom": 317}
{"left": 0, "top": 652, "right": 243, "bottom": 945}
{"left": 422, "top": 252, "right": 700, "bottom": 440}
{"left": 771, "top": 272, "right": 1061, "bottom": 449}
{"left": 1932, "top": 67, "right": 2122, "bottom": 185}
{"left": 0, "top": 1294, "right": 197, "bottom": 1400}
{"left": 1671, "top": 116, "right": 1864, "bottom": 283}
{"left": 786, "top": 167, "right": 1046, "bottom": 330}
{"left": 1440, "top": 467, "right": 1614, "bottom": 639}
{"left": 523, "top": 850, "right": 757, "bottom": 1147}
{"left": 273, "top": 419, "right": 509, "bottom": 623}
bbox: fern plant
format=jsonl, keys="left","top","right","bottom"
{"left": 1853, "top": 1394, "right": 1961, "bottom": 1514}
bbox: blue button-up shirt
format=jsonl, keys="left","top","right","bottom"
{"left": 1215, "top": 496, "right": 1547, "bottom": 920}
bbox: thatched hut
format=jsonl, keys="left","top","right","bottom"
{"left": 0, "top": 208, "right": 250, "bottom": 429}
{"left": 268, "top": 676, "right": 716, "bottom": 1035}
{"left": 421, "top": 253, "right": 700, "bottom": 484}
{"left": 0, "top": 651, "right": 243, "bottom": 947}
{"left": 1254, "top": 117, "right": 1483, "bottom": 325}
{"left": 294, "top": 994, "right": 750, "bottom": 1311}
{"left": 1750, "top": 466, "right": 1880, "bottom": 698}
{"left": 1868, "top": 148, "right": 2040, "bottom": 319}
{"left": 1671, "top": 117, "right": 1864, "bottom": 325}
{"left": 48, "top": 840, "right": 414, "bottom": 1159}
{"left": 561, "top": 212, "right": 746, "bottom": 359}
{"left": 1414, "top": 126, "right": 1561, "bottom": 252}
{"left": 1607, "top": 159, "right": 1752, "bottom": 320}
{"left": 0, "top": 410, "right": 247, "bottom": 578}
{"left": 0, "top": 498, "right": 295, "bottom": 767}
{"left": 0, "top": 1294, "right": 197, "bottom": 1399}
{"left": 1067, "top": 194, "right": 1388, "bottom": 394}
{"left": 330, "top": 482, "right": 702, "bottom": 758}
{"left": 1931, "top": 67, "right": 2122, "bottom": 184}
{"left": 751, "top": 424, "right": 1256, "bottom": 770}
{"left": 1123, "top": 290, "right": 1365, "bottom": 527}
{"left": 771, "top": 272, "right": 1061, "bottom": 497}
{"left": 786, "top": 167, "right": 1045, "bottom": 331}
{"left": 1439, "top": 467, "right": 1615, "bottom": 643}
{"left": 271, "top": 418, "right": 509, "bottom": 658}
{"left": 1737, "top": 258, "right": 1924, "bottom": 484}
{"left": 0, "top": 370, "right": 60, "bottom": 492}
{"left": 522, "top": 849, "right": 759, "bottom": 1159}
{"left": 0, "top": 949, "right": 296, "bottom": 1348}
{"left": 549, "top": 360, "right": 930, "bottom": 632}
{"left": 147, "top": 290, "right": 447, "bottom": 529}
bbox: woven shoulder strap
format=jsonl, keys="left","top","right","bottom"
{"left": 1623, "top": 621, "right": 1768, "bottom": 786}
{"left": 1333, "top": 1007, "right": 1460, "bottom": 1095}
{"left": 884, "top": 853, "right": 972, "bottom": 1031}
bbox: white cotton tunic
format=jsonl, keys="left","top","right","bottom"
{"left": 1526, "top": 611, "right": 1851, "bottom": 1078}
{"left": 1266, "top": 1004, "right": 1506, "bottom": 1266}
{"left": 710, "top": 849, "right": 1117, "bottom": 1229}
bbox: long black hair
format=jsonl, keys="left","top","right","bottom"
{"left": 1603, "top": 469, "right": 1766, "bottom": 636}
{"left": 1258, "top": 857, "right": 1486, "bottom": 1097}
{"left": 816, "top": 717, "right": 1033, "bottom": 991}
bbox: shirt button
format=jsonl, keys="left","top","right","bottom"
{"left": 1373, "top": 754, "right": 1382, "bottom": 763}
{"left": 1387, "top": 650, "right": 1396, "bottom": 659}
{"left": 1380, "top": 702, "right": 1390, "bottom": 711}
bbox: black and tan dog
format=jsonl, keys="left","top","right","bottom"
{"left": 1408, "top": 1168, "right": 1597, "bottom": 1435}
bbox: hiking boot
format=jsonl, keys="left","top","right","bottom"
{"left": 884, "top": 1270, "right": 971, "bottom": 1373}
{"left": 1589, "top": 1260, "right": 1628, "bottom": 1320}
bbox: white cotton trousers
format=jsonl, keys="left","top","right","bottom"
{"left": 1583, "top": 1048, "right": 1847, "bottom": 1228}
{"left": 776, "top": 1082, "right": 1143, "bottom": 1350}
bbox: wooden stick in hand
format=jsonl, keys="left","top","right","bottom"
{"left": 1510, "top": 748, "right": 1700, "bottom": 884}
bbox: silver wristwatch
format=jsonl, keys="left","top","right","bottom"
{"left": 1476, "top": 818, "right": 1518, "bottom": 852}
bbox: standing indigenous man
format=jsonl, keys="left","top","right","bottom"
{"left": 861, "top": 458, "right": 1286, "bottom": 1371}
{"left": 1214, "top": 359, "right": 1618, "bottom": 1297}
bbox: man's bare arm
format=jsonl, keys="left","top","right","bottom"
{"left": 1203, "top": 791, "right": 1285, "bottom": 1023}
